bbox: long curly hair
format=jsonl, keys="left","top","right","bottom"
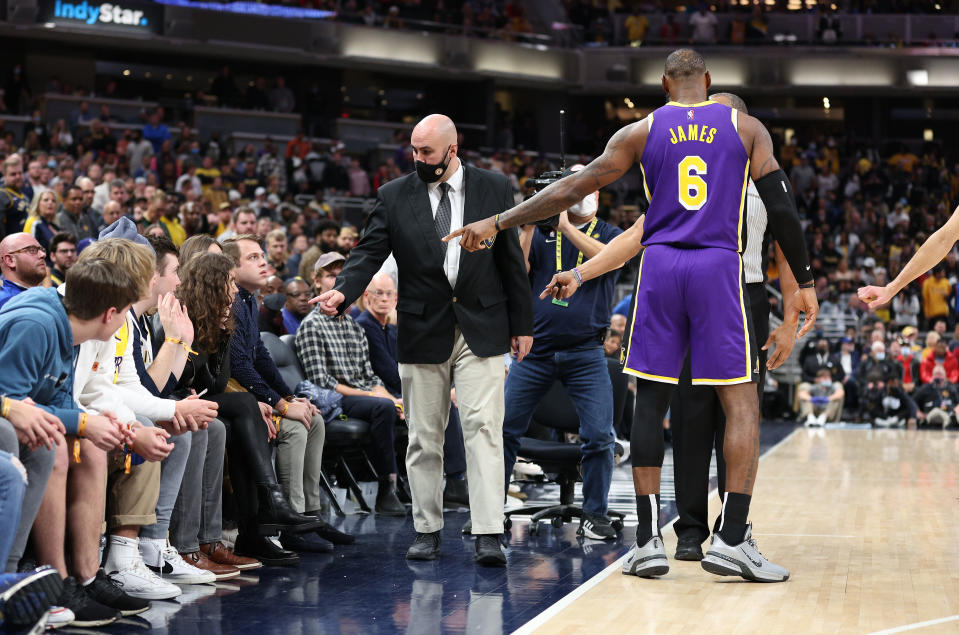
{"left": 177, "top": 252, "right": 236, "bottom": 353}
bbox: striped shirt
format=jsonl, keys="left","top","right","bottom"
{"left": 742, "top": 180, "right": 768, "bottom": 285}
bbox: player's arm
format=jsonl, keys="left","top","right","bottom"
{"left": 860, "top": 204, "right": 959, "bottom": 309}
{"left": 446, "top": 121, "right": 646, "bottom": 251}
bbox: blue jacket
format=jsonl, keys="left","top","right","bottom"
{"left": 0, "top": 287, "right": 81, "bottom": 433}
{"left": 229, "top": 287, "right": 292, "bottom": 407}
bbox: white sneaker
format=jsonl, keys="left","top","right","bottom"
{"left": 513, "top": 461, "right": 544, "bottom": 478}
{"left": 140, "top": 539, "right": 216, "bottom": 586}
{"left": 621, "top": 536, "right": 669, "bottom": 578}
{"left": 804, "top": 413, "right": 817, "bottom": 427}
{"left": 107, "top": 557, "right": 182, "bottom": 600}
{"left": 816, "top": 413, "right": 827, "bottom": 426}
{"left": 701, "top": 523, "right": 789, "bottom": 582}
{"left": 45, "top": 606, "right": 75, "bottom": 629}
{"left": 615, "top": 438, "right": 631, "bottom": 464}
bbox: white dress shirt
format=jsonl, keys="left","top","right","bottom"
{"left": 427, "top": 162, "right": 465, "bottom": 288}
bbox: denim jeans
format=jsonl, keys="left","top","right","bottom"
{"left": 502, "top": 345, "right": 615, "bottom": 516}
{"left": 0, "top": 418, "right": 56, "bottom": 571}
{"left": 0, "top": 450, "right": 26, "bottom": 566}
{"left": 170, "top": 419, "right": 226, "bottom": 553}
{"left": 140, "top": 422, "right": 192, "bottom": 541}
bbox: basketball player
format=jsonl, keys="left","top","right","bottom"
{"left": 447, "top": 49, "right": 818, "bottom": 582}
{"left": 858, "top": 204, "right": 959, "bottom": 309}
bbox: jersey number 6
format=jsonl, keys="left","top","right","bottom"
{"left": 678, "top": 155, "right": 708, "bottom": 211}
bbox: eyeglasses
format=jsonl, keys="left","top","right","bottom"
{"left": 8, "top": 245, "right": 45, "bottom": 257}
{"left": 368, "top": 290, "right": 396, "bottom": 298}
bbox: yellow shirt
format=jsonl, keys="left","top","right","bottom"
{"left": 160, "top": 216, "right": 187, "bottom": 247}
{"left": 625, "top": 15, "right": 649, "bottom": 42}
{"left": 922, "top": 276, "right": 952, "bottom": 319}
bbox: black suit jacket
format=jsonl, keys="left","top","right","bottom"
{"left": 334, "top": 164, "right": 533, "bottom": 364}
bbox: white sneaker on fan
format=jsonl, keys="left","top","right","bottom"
{"left": 139, "top": 539, "right": 216, "bottom": 585}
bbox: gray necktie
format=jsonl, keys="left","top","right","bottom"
{"left": 434, "top": 182, "right": 451, "bottom": 255}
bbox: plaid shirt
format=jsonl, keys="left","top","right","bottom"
{"left": 294, "top": 309, "right": 382, "bottom": 392}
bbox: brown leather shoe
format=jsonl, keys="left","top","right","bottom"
{"left": 182, "top": 551, "right": 240, "bottom": 580}
{"left": 200, "top": 541, "right": 263, "bottom": 570}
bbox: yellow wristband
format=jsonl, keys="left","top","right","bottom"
{"left": 165, "top": 337, "right": 198, "bottom": 357}
{"left": 278, "top": 401, "right": 290, "bottom": 416}
{"left": 78, "top": 413, "right": 87, "bottom": 438}
{"left": 1, "top": 397, "right": 10, "bottom": 419}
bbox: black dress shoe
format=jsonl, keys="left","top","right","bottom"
{"left": 304, "top": 514, "right": 356, "bottom": 545}
{"left": 280, "top": 531, "right": 333, "bottom": 553}
{"left": 443, "top": 477, "right": 470, "bottom": 508}
{"left": 405, "top": 531, "right": 441, "bottom": 561}
{"left": 233, "top": 533, "right": 300, "bottom": 567}
{"left": 375, "top": 484, "right": 408, "bottom": 516}
{"left": 255, "top": 484, "right": 323, "bottom": 535}
{"left": 674, "top": 539, "right": 704, "bottom": 561}
{"left": 474, "top": 535, "right": 506, "bottom": 567}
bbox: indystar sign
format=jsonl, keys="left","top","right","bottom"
{"left": 39, "top": 0, "right": 162, "bottom": 33}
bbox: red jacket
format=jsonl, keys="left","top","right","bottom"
{"left": 920, "top": 350, "right": 959, "bottom": 384}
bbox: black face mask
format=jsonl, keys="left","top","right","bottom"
{"left": 415, "top": 145, "right": 452, "bottom": 184}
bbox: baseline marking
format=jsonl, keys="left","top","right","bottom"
{"left": 868, "top": 614, "right": 959, "bottom": 635}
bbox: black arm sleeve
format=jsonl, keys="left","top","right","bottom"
{"left": 754, "top": 169, "right": 813, "bottom": 285}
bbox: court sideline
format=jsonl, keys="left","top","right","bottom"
{"left": 517, "top": 428, "right": 959, "bottom": 635}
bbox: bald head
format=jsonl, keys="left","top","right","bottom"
{"left": 365, "top": 271, "right": 397, "bottom": 322}
{"left": 710, "top": 92, "right": 748, "bottom": 115}
{"left": 0, "top": 232, "right": 47, "bottom": 287}
{"left": 411, "top": 114, "right": 459, "bottom": 181}
{"left": 412, "top": 114, "right": 457, "bottom": 148}
{"left": 665, "top": 49, "right": 707, "bottom": 79}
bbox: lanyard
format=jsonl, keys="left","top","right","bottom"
{"left": 555, "top": 218, "right": 598, "bottom": 272}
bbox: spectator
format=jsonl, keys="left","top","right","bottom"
{"left": 337, "top": 225, "right": 359, "bottom": 255}
{"left": 797, "top": 368, "right": 845, "bottom": 427}
{"left": 689, "top": 4, "right": 718, "bottom": 44}
{"left": 860, "top": 340, "right": 896, "bottom": 394}
{"left": 863, "top": 369, "right": 916, "bottom": 428}
{"left": 217, "top": 207, "right": 257, "bottom": 243}
{"left": 921, "top": 330, "right": 940, "bottom": 359}
{"left": 893, "top": 288, "right": 921, "bottom": 328}
{"left": 0, "top": 156, "right": 29, "bottom": 239}
{"left": 920, "top": 339, "right": 959, "bottom": 384}
{"left": 889, "top": 339, "right": 919, "bottom": 394}
{"left": 348, "top": 159, "right": 370, "bottom": 197}
{"left": 624, "top": 7, "right": 649, "bottom": 46}
{"left": 802, "top": 337, "right": 838, "bottom": 383}
{"left": 48, "top": 232, "right": 77, "bottom": 286}
{"left": 912, "top": 364, "right": 959, "bottom": 428}
{"left": 294, "top": 252, "right": 406, "bottom": 516}
{"left": 56, "top": 185, "right": 95, "bottom": 241}
{"left": 222, "top": 236, "right": 348, "bottom": 553}
{"left": 297, "top": 220, "right": 341, "bottom": 279}
{"left": 126, "top": 129, "right": 154, "bottom": 178}
{"left": 24, "top": 189, "right": 60, "bottom": 254}
{"left": 604, "top": 330, "right": 622, "bottom": 359}
{"left": 211, "top": 66, "right": 240, "bottom": 108}
{"left": 281, "top": 277, "right": 312, "bottom": 335}
{"left": 659, "top": 13, "right": 681, "bottom": 46}
{"left": 0, "top": 233, "right": 47, "bottom": 309}
{"left": 269, "top": 77, "right": 295, "bottom": 114}
{"left": 142, "top": 111, "right": 170, "bottom": 155}
{"left": 264, "top": 229, "right": 289, "bottom": 279}
{"left": 922, "top": 266, "right": 951, "bottom": 325}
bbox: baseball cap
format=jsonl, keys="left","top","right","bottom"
{"left": 841, "top": 336, "right": 853, "bottom": 344}
{"left": 902, "top": 326, "right": 917, "bottom": 337}
{"left": 314, "top": 251, "right": 345, "bottom": 273}
{"left": 98, "top": 217, "right": 155, "bottom": 253}
{"left": 862, "top": 257, "right": 876, "bottom": 269}
{"left": 254, "top": 187, "right": 266, "bottom": 197}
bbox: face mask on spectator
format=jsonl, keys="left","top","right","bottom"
{"left": 934, "top": 377, "right": 945, "bottom": 386}
{"left": 568, "top": 192, "right": 597, "bottom": 220}
{"left": 875, "top": 352, "right": 885, "bottom": 360}
{"left": 820, "top": 379, "right": 832, "bottom": 388}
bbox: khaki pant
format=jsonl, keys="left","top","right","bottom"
{"left": 275, "top": 413, "right": 326, "bottom": 513}
{"left": 797, "top": 383, "right": 843, "bottom": 422}
{"left": 400, "top": 329, "right": 505, "bottom": 535}
{"left": 107, "top": 449, "right": 161, "bottom": 529}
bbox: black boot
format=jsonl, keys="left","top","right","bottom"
{"left": 234, "top": 533, "right": 299, "bottom": 567}
{"left": 305, "top": 511, "right": 356, "bottom": 545}
{"left": 375, "top": 481, "right": 407, "bottom": 516}
{"left": 255, "top": 483, "right": 323, "bottom": 535}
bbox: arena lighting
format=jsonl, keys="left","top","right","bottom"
{"left": 823, "top": 97, "right": 831, "bottom": 110}
{"left": 923, "top": 129, "right": 934, "bottom": 141}
{"left": 122, "top": 69, "right": 130, "bottom": 76}
{"left": 624, "top": 98, "right": 634, "bottom": 108}
{"left": 43, "top": 21, "right": 56, "bottom": 28}
{"left": 907, "top": 69, "right": 929, "bottom": 86}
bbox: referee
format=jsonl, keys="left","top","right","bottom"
{"left": 669, "top": 93, "right": 802, "bottom": 561}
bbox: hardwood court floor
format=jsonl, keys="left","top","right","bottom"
{"left": 526, "top": 428, "right": 959, "bottom": 635}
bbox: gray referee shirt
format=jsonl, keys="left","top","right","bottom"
{"left": 742, "top": 180, "right": 768, "bottom": 285}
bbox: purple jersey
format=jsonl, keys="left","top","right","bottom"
{"left": 639, "top": 100, "right": 750, "bottom": 253}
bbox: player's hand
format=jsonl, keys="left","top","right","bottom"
{"left": 858, "top": 284, "right": 895, "bottom": 310}
{"left": 445, "top": 217, "right": 497, "bottom": 252}
{"left": 279, "top": 400, "right": 312, "bottom": 430}
{"left": 763, "top": 321, "right": 797, "bottom": 371}
{"left": 512, "top": 336, "right": 533, "bottom": 363}
{"left": 131, "top": 424, "right": 174, "bottom": 462}
{"left": 794, "top": 287, "right": 820, "bottom": 338}
{"left": 539, "top": 271, "right": 579, "bottom": 301}
{"left": 258, "top": 402, "right": 277, "bottom": 440}
{"left": 310, "top": 290, "right": 344, "bottom": 316}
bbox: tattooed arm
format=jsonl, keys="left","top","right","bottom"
{"left": 446, "top": 120, "right": 648, "bottom": 251}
